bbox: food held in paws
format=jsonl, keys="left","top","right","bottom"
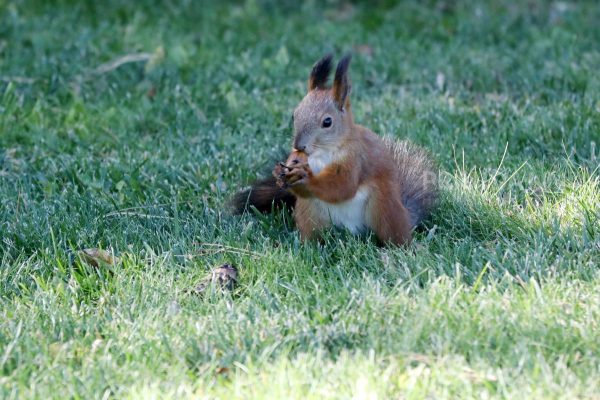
{"left": 285, "top": 150, "right": 308, "bottom": 168}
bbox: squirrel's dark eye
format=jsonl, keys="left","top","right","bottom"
{"left": 322, "top": 117, "right": 332, "bottom": 128}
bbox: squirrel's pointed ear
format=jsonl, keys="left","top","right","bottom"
{"left": 332, "top": 54, "right": 352, "bottom": 111}
{"left": 308, "top": 54, "right": 333, "bottom": 91}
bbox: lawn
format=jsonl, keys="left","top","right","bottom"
{"left": 1, "top": 0, "right": 599, "bottom": 398}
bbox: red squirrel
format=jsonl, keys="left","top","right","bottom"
{"left": 232, "top": 54, "right": 438, "bottom": 246}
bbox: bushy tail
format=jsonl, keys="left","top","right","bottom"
{"left": 384, "top": 139, "right": 439, "bottom": 228}
{"left": 230, "top": 175, "right": 296, "bottom": 214}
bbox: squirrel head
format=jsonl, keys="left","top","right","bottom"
{"left": 292, "top": 54, "right": 353, "bottom": 155}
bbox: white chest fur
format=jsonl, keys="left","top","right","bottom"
{"left": 307, "top": 149, "right": 370, "bottom": 234}
{"left": 308, "top": 149, "right": 334, "bottom": 174}
{"left": 312, "top": 186, "right": 370, "bottom": 234}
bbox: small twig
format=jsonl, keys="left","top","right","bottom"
{"left": 92, "top": 53, "right": 152, "bottom": 75}
{"left": 104, "top": 211, "right": 174, "bottom": 220}
{"left": 194, "top": 248, "right": 246, "bottom": 258}
{"left": 193, "top": 242, "right": 263, "bottom": 259}
{"left": 71, "top": 52, "right": 153, "bottom": 90}
{"left": 102, "top": 201, "right": 196, "bottom": 217}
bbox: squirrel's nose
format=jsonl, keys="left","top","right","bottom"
{"left": 293, "top": 135, "right": 308, "bottom": 152}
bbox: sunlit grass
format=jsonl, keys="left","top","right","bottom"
{"left": 1, "top": 0, "right": 600, "bottom": 398}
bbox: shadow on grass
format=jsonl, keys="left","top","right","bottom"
{"left": 224, "top": 159, "right": 599, "bottom": 292}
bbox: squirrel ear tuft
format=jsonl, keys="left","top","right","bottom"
{"left": 333, "top": 54, "right": 352, "bottom": 111}
{"left": 308, "top": 54, "right": 333, "bottom": 91}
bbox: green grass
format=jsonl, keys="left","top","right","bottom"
{"left": 1, "top": 0, "right": 600, "bottom": 398}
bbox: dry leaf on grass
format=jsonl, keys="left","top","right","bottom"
{"left": 191, "top": 264, "right": 238, "bottom": 295}
{"left": 77, "top": 248, "right": 121, "bottom": 268}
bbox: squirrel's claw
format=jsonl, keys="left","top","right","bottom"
{"left": 285, "top": 165, "right": 311, "bottom": 186}
{"left": 273, "top": 161, "right": 312, "bottom": 189}
{"left": 272, "top": 164, "right": 289, "bottom": 188}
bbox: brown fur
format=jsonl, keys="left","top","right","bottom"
{"left": 282, "top": 124, "right": 414, "bottom": 245}
{"left": 229, "top": 176, "right": 295, "bottom": 214}
{"left": 231, "top": 55, "right": 438, "bottom": 246}
{"left": 293, "top": 198, "right": 327, "bottom": 240}
{"left": 367, "top": 179, "right": 412, "bottom": 245}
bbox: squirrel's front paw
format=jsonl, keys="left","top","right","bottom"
{"left": 272, "top": 162, "right": 312, "bottom": 189}
{"left": 273, "top": 163, "right": 288, "bottom": 188}
{"left": 284, "top": 165, "right": 310, "bottom": 186}
{"left": 284, "top": 164, "right": 313, "bottom": 198}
